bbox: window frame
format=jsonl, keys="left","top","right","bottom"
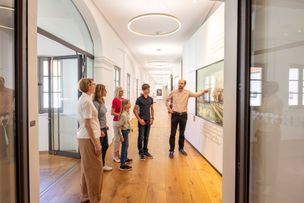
{"left": 288, "top": 65, "right": 304, "bottom": 108}
{"left": 38, "top": 57, "right": 63, "bottom": 114}
{"left": 126, "top": 73, "right": 131, "bottom": 99}
{"left": 250, "top": 65, "right": 264, "bottom": 106}
{"left": 114, "top": 66, "right": 121, "bottom": 88}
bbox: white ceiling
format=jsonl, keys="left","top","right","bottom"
{"left": 93, "top": 0, "right": 221, "bottom": 85}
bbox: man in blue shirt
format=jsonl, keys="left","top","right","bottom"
{"left": 133, "top": 84, "right": 154, "bottom": 160}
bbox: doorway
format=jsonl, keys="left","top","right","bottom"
{"left": 38, "top": 55, "right": 81, "bottom": 158}
{"left": 37, "top": 33, "right": 94, "bottom": 197}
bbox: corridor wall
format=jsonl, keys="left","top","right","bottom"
{"left": 182, "top": 4, "right": 224, "bottom": 173}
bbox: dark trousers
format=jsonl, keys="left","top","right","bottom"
{"left": 137, "top": 121, "right": 151, "bottom": 155}
{"left": 169, "top": 112, "right": 188, "bottom": 152}
{"left": 99, "top": 128, "right": 109, "bottom": 166}
{"left": 120, "top": 130, "right": 129, "bottom": 165}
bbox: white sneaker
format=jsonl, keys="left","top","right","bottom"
{"left": 113, "top": 157, "right": 120, "bottom": 163}
{"left": 103, "top": 165, "right": 113, "bottom": 171}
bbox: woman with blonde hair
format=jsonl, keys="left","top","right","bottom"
{"left": 93, "top": 84, "right": 112, "bottom": 171}
{"left": 77, "top": 78, "right": 103, "bottom": 203}
{"left": 111, "top": 86, "right": 124, "bottom": 162}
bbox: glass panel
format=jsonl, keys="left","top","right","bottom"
{"left": 43, "top": 77, "right": 48, "bottom": 92}
{"left": 38, "top": 0, "right": 93, "bottom": 54}
{"left": 57, "top": 58, "right": 78, "bottom": 152}
{"left": 288, "top": 93, "right": 298, "bottom": 106}
{"left": 43, "top": 93, "right": 49, "bottom": 108}
{"left": 251, "top": 81, "right": 262, "bottom": 93}
{"left": 52, "top": 93, "right": 61, "bottom": 108}
{"left": 251, "top": 67, "right": 262, "bottom": 80}
{"left": 0, "top": 1, "right": 16, "bottom": 201}
{"left": 250, "top": 93, "right": 262, "bottom": 107}
{"left": 52, "top": 77, "right": 61, "bottom": 92}
{"left": 289, "top": 68, "right": 299, "bottom": 80}
{"left": 288, "top": 81, "right": 298, "bottom": 92}
{"left": 52, "top": 60, "right": 60, "bottom": 76}
{"left": 250, "top": 1, "right": 304, "bottom": 202}
{"left": 43, "top": 60, "right": 48, "bottom": 76}
{"left": 86, "top": 57, "right": 94, "bottom": 78}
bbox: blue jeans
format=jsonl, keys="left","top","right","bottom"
{"left": 120, "top": 130, "right": 129, "bottom": 165}
{"left": 137, "top": 121, "right": 151, "bottom": 155}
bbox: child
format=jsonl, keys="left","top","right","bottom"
{"left": 133, "top": 84, "right": 154, "bottom": 160}
{"left": 117, "top": 99, "right": 133, "bottom": 171}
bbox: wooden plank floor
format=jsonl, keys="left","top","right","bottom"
{"left": 40, "top": 102, "right": 222, "bottom": 203}
{"left": 40, "top": 153, "right": 79, "bottom": 193}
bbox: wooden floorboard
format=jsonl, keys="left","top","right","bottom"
{"left": 40, "top": 102, "right": 222, "bottom": 203}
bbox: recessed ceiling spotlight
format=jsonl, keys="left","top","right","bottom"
{"left": 128, "top": 13, "right": 182, "bottom": 37}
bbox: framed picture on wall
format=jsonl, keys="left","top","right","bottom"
{"left": 156, "top": 89, "right": 162, "bottom": 96}
{"left": 196, "top": 60, "right": 224, "bottom": 125}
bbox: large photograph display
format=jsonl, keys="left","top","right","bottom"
{"left": 196, "top": 60, "right": 224, "bottom": 125}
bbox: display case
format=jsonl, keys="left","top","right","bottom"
{"left": 196, "top": 60, "right": 224, "bottom": 125}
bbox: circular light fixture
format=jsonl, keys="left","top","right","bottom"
{"left": 128, "top": 13, "right": 181, "bottom": 37}
{"left": 146, "top": 61, "right": 171, "bottom": 67}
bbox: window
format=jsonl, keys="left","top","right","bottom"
{"left": 136, "top": 79, "right": 141, "bottom": 97}
{"left": 39, "top": 57, "right": 63, "bottom": 113}
{"left": 250, "top": 66, "right": 263, "bottom": 106}
{"left": 288, "top": 66, "right": 304, "bottom": 106}
{"left": 127, "top": 73, "right": 131, "bottom": 99}
{"left": 114, "top": 66, "right": 121, "bottom": 88}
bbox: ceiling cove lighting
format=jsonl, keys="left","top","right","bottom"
{"left": 128, "top": 13, "right": 182, "bottom": 37}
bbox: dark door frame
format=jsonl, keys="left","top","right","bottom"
{"left": 15, "top": 0, "right": 29, "bottom": 202}
{"left": 236, "top": 0, "right": 252, "bottom": 203}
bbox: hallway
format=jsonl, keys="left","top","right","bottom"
{"left": 40, "top": 102, "right": 222, "bottom": 203}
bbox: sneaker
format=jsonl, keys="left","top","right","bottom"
{"left": 140, "top": 154, "right": 145, "bottom": 160}
{"left": 113, "top": 157, "right": 120, "bottom": 163}
{"left": 144, "top": 152, "right": 153, "bottom": 159}
{"left": 103, "top": 165, "right": 113, "bottom": 171}
{"left": 119, "top": 164, "right": 132, "bottom": 171}
{"left": 179, "top": 149, "right": 188, "bottom": 156}
{"left": 126, "top": 158, "right": 133, "bottom": 163}
{"left": 169, "top": 152, "right": 174, "bottom": 159}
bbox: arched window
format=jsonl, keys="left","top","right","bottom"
{"left": 38, "top": 0, "right": 94, "bottom": 55}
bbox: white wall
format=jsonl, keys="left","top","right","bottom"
{"left": 183, "top": 4, "right": 225, "bottom": 173}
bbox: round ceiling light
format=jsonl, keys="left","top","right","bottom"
{"left": 146, "top": 61, "right": 171, "bottom": 67}
{"left": 128, "top": 13, "right": 181, "bottom": 37}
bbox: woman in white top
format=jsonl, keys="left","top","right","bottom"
{"left": 77, "top": 78, "right": 103, "bottom": 203}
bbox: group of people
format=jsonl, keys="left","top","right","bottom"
{"left": 76, "top": 78, "right": 208, "bottom": 203}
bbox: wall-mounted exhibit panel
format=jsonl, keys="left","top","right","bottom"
{"left": 196, "top": 60, "right": 224, "bottom": 125}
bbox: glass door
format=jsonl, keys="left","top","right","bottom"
{"left": 0, "top": 1, "right": 16, "bottom": 202}
{"left": 237, "top": 1, "right": 304, "bottom": 202}
{"left": 49, "top": 55, "right": 82, "bottom": 158}
{"left": 248, "top": 1, "right": 304, "bottom": 202}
